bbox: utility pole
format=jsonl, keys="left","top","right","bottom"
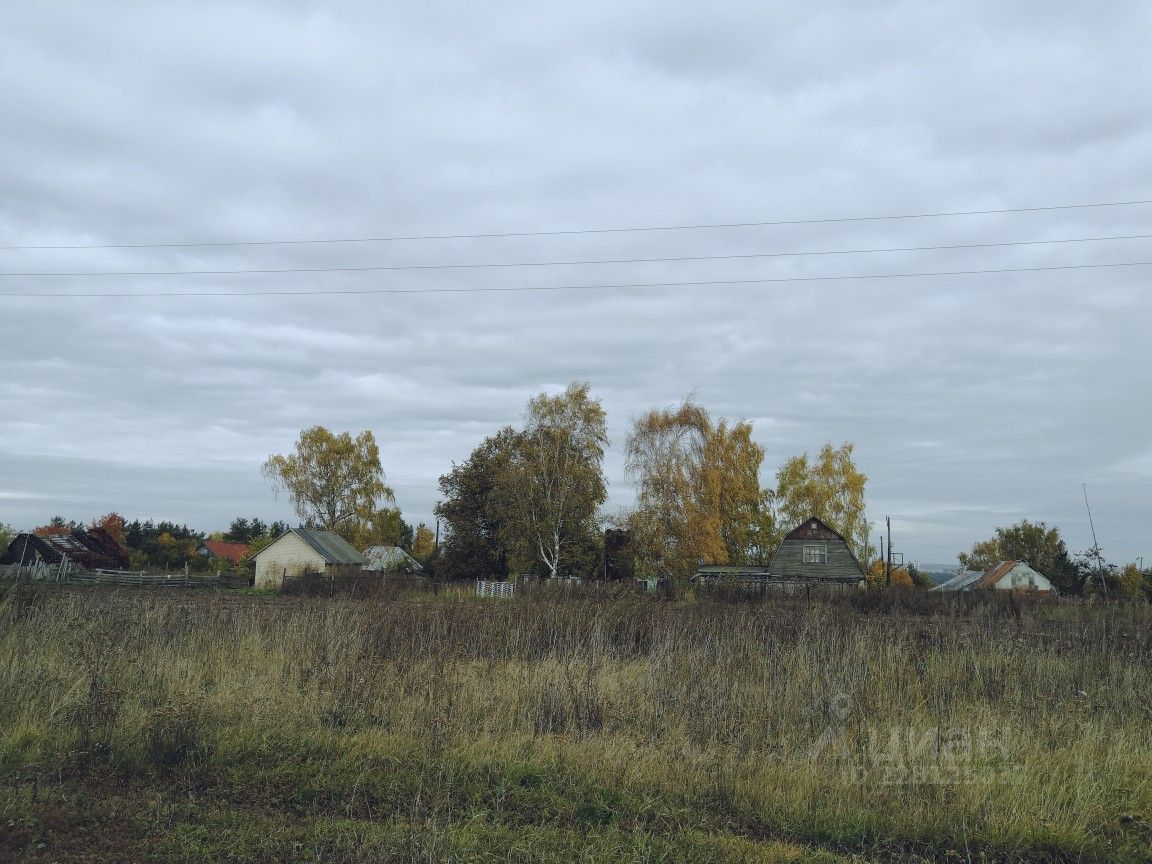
{"left": 1082, "top": 483, "right": 1107, "bottom": 595}
{"left": 434, "top": 518, "right": 440, "bottom": 555}
{"left": 885, "top": 516, "right": 892, "bottom": 587}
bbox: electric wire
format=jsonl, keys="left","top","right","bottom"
{"left": 2, "top": 259, "right": 1148, "bottom": 299}
{"left": 2, "top": 197, "right": 1150, "bottom": 251}
{"left": 0, "top": 232, "right": 1148, "bottom": 278}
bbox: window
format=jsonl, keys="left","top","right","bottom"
{"left": 803, "top": 544, "right": 828, "bottom": 564}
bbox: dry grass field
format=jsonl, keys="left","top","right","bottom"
{"left": 1, "top": 581, "right": 1150, "bottom": 863}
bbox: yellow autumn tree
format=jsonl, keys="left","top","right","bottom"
{"left": 411, "top": 523, "right": 437, "bottom": 563}
{"left": 625, "top": 399, "right": 770, "bottom": 579}
{"left": 1118, "top": 563, "right": 1146, "bottom": 600}
{"left": 774, "top": 442, "right": 871, "bottom": 563}
{"left": 866, "top": 558, "right": 915, "bottom": 589}
{"left": 262, "top": 426, "right": 395, "bottom": 542}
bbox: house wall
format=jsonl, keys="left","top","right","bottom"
{"left": 993, "top": 563, "right": 1055, "bottom": 592}
{"left": 254, "top": 533, "right": 327, "bottom": 589}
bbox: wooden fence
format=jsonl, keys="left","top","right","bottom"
{"left": 1, "top": 561, "right": 233, "bottom": 588}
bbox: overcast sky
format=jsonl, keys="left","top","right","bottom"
{"left": 2, "top": 2, "right": 1150, "bottom": 566}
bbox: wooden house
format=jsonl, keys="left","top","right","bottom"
{"left": 692, "top": 517, "right": 865, "bottom": 591}
{"left": 252, "top": 528, "right": 365, "bottom": 589}
{"left": 765, "top": 517, "right": 866, "bottom": 586}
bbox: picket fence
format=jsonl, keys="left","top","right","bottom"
{"left": 476, "top": 579, "right": 515, "bottom": 599}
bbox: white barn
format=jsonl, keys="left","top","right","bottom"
{"left": 252, "top": 528, "right": 365, "bottom": 589}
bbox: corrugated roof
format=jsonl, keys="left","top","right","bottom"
{"left": 932, "top": 561, "right": 1048, "bottom": 591}
{"left": 292, "top": 528, "right": 364, "bottom": 565}
{"left": 975, "top": 560, "right": 1017, "bottom": 589}
{"left": 931, "top": 569, "right": 985, "bottom": 591}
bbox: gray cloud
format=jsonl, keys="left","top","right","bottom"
{"left": 1, "top": 1, "right": 1150, "bottom": 565}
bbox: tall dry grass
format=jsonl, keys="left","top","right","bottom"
{"left": 1, "top": 582, "right": 1150, "bottom": 861}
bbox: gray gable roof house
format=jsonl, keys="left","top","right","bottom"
{"left": 252, "top": 527, "right": 365, "bottom": 589}
{"left": 767, "top": 516, "right": 866, "bottom": 584}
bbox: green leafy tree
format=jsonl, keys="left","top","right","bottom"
{"left": 262, "top": 426, "right": 394, "bottom": 540}
{"left": 342, "top": 506, "right": 413, "bottom": 550}
{"left": 774, "top": 442, "right": 870, "bottom": 563}
{"left": 625, "top": 399, "right": 769, "bottom": 579}
{"left": 496, "top": 382, "right": 608, "bottom": 578}
{"left": 0, "top": 522, "right": 14, "bottom": 553}
{"left": 435, "top": 427, "right": 520, "bottom": 580}
{"left": 958, "top": 520, "right": 1080, "bottom": 594}
{"left": 907, "top": 563, "right": 935, "bottom": 589}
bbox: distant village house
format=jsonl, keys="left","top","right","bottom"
{"left": 932, "top": 561, "right": 1056, "bottom": 593}
{"left": 197, "top": 540, "right": 248, "bottom": 566}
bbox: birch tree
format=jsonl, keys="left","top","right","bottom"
{"left": 262, "top": 426, "right": 394, "bottom": 537}
{"left": 499, "top": 382, "right": 608, "bottom": 578}
{"left": 625, "top": 399, "right": 769, "bottom": 578}
{"left": 774, "top": 442, "right": 870, "bottom": 563}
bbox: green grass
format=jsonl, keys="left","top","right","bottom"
{"left": 0, "top": 581, "right": 1150, "bottom": 862}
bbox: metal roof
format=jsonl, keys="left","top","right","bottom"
{"left": 290, "top": 528, "right": 365, "bottom": 565}
{"left": 932, "top": 569, "right": 986, "bottom": 591}
{"left": 932, "top": 561, "right": 1048, "bottom": 591}
{"left": 362, "top": 545, "right": 423, "bottom": 571}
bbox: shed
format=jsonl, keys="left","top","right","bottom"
{"left": 252, "top": 528, "right": 365, "bottom": 589}
{"left": 766, "top": 517, "right": 866, "bottom": 585}
{"left": 932, "top": 561, "right": 1056, "bottom": 593}
{"left": 0, "top": 529, "right": 130, "bottom": 571}
{"left": 362, "top": 545, "right": 423, "bottom": 573}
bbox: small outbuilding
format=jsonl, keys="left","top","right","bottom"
{"left": 361, "top": 545, "right": 423, "bottom": 573}
{"left": 766, "top": 517, "right": 866, "bottom": 586}
{"left": 252, "top": 528, "right": 365, "bottom": 589}
{"left": 0, "top": 529, "right": 130, "bottom": 571}
{"left": 932, "top": 561, "right": 1056, "bottom": 593}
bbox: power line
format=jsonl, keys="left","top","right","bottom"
{"left": 2, "top": 198, "right": 1151, "bottom": 251}
{"left": 2, "top": 259, "right": 1149, "bottom": 299}
{"left": 2, "top": 232, "right": 1149, "bottom": 278}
